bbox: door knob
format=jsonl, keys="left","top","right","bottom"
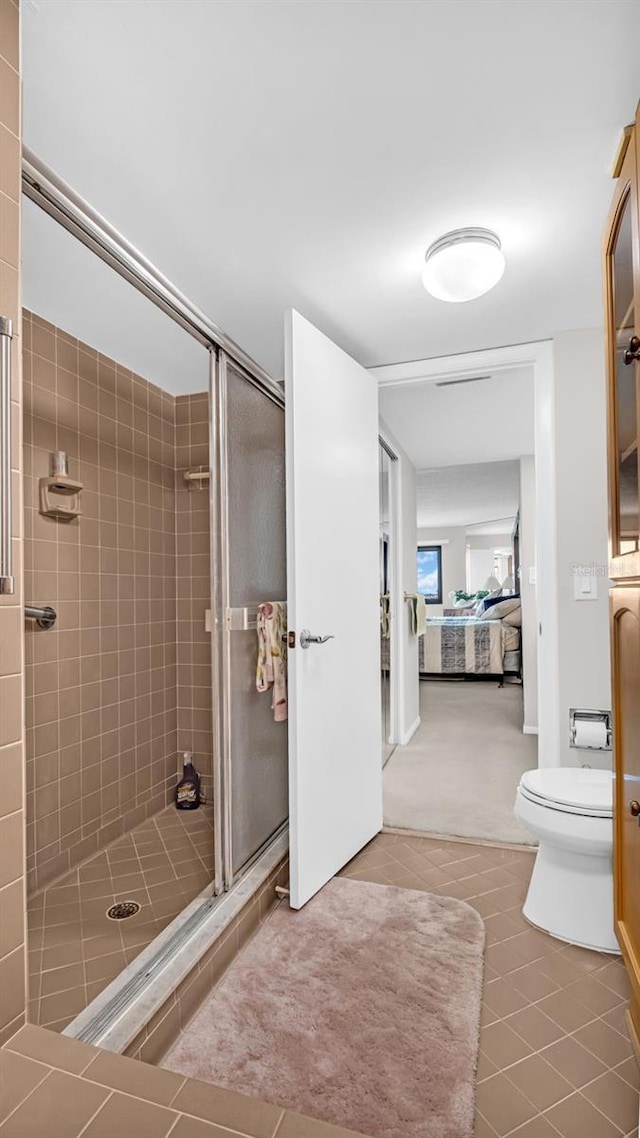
{"left": 299, "top": 629, "right": 335, "bottom": 650}
{"left": 623, "top": 335, "right": 640, "bottom": 365}
{"left": 629, "top": 800, "right": 640, "bottom": 817}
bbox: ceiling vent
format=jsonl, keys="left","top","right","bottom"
{"left": 435, "top": 375, "right": 490, "bottom": 388}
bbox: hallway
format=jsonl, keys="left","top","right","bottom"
{"left": 383, "top": 680, "right": 537, "bottom": 844}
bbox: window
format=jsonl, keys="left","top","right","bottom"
{"left": 417, "top": 545, "right": 442, "bottom": 604}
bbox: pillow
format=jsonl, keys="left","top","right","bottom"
{"left": 479, "top": 591, "right": 519, "bottom": 614}
{"left": 503, "top": 607, "right": 522, "bottom": 627}
{"left": 483, "top": 597, "right": 521, "bottom": 621}
{"left": 473, "top": 591, "right": 503, "bottom": 616}
{"left": 482, "top": 592, "right": 507, "bottom": 610}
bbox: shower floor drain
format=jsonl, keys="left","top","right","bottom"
{"left": 106, "top": 901, "right": 141, "bottom": 921}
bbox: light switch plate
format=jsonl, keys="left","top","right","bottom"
{"left": 574, "top": 574, "right": 598, "bottom": 601}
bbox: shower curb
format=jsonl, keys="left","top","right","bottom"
{"left": 64, "top": 828, "right": 289, "bottom": 1059}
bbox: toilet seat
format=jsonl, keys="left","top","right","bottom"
{"left": 519, "top": 768, "right": 613, "bottom": 819}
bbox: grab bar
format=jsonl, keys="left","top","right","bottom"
{"left": 183, "top": 467, "right": 210, "bottom": 485}
{"left": 0, "top": 317, "right": 14, "bottom": 596}
{"left": 25, "top": 604, "right": 57, "bottom": 630}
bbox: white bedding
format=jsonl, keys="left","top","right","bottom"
{"left": 419, "top": 616, "right": 520, "bottom": 675}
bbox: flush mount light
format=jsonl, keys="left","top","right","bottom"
{"left": 422, "top": 228, "right": 505, "bottom": 303}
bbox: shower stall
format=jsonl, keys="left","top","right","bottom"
{"left": 21, "top": 153, "right": 288, "bottom": 1035}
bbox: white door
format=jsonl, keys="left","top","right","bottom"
{"left": 285, "top": 310, "right": 382, "bottom": 909}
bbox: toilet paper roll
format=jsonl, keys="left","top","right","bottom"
{"left": 574, "top": 718, "right": 608, "bottom": 749}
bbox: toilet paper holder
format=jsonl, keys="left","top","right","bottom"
{"left": 569, "top": 708, "right": 612, "bottom": 750}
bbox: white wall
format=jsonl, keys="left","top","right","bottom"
{"left": 465, "top": 533, "right": 513, "bottom": 592}
{"left": 466, "top": 533, "right": 513, "bottom": 550}
{"left": 519, "top": 455, "right": 538, "bottom": 733}
{"left": 467, "top": 548, "right": 498, "bottom": 592}
{"left": 416, "top": 526, "right": 466, "bottom": 616}
{"left": 380, "top": 419, "right": 420, "bottom": 744}
{"left": 532, "top": 343, "right": 560, "bottom": 768}
{"left": 548, "top": 330, "right": 612, "bottom": 769}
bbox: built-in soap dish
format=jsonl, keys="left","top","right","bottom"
{"left": 39, "top": 451, "right": 83, "bottom": 519}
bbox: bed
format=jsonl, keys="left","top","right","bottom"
{"left": 418, "top": 612, "right": 521, "bottom": 678}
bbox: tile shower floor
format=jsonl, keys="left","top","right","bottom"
{"left": 27, "top": 806, "right": 214, "bottom": 1033}
{"left": 340, "top": 831, "right": 639, "bottom": 1138}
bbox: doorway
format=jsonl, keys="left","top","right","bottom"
{"left": 377, "top": 367, "right": 541, "bottom": 845}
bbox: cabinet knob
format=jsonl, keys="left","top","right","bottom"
{"left": 623, "top": 335, "right": 640, "bottom": 366}
{"left": 630, "top": 800, "right": 640, "bottom": 817}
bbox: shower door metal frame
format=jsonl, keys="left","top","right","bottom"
{"left": 22, "top": 149, "right": 282, "bottom": 400}
{"left": 208, "top": 348, "right": 226, "bottom": 895}
{"left": 211, "top": 349, "right": 232, "bottom": 890}
{"left": 22, "top": 148, "right": 288, "bottom": 899}
{"left": 212, "top": 349, "right": 286, "bottom": 890}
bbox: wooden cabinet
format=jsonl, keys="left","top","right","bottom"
{"left": 604, "top": 103, "right": 640, "bottom": 1047}
{"left": 611, "top": 589, "right": 640, "bottom": 1041}
{"left": 605, "top": 117, "right": 640, "bottom": 575}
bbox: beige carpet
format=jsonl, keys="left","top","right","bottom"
{"left": 163, "top": 877, "right": 485, "bottom": 1138}
{"left": 384, "top": 680, "right": 537, "bottom": 844}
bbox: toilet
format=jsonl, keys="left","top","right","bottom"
{"left": 514, "top": 767, "right": 619, "bottom": 953}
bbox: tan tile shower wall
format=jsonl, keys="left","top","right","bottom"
{"left": 175, "top": 394, "right": 212, "bottom": 802}
{"left": 23, "top": 312, "right": 179, "bottom": 895}
{"left": 0, "top": 0, "right": 27, "bottom": 1046}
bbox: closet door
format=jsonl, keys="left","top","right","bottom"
{"left": 380, "top": 443, "right": 395, "bottom": 767}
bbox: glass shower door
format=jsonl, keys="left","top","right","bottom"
{"left": 214, "top": 353, "right": 288, "bottom": 885}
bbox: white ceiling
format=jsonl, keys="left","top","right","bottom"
{"left": 379, "top": 368, "right": 535, "bottom": 469}
{"left": 21, "top": 0, "right": 640, "bottom": 381}
{"left": 22, "top": 199, "right": 208, "bottom": 394}
{"left": 416, "top": 460, "right": 520, "bottom": 530}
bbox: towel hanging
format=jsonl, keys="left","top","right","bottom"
{"left": 380, "top": 594, "right": 391, "bottom": 639}
{"left": 256, "top": 602, "right": 288, "bottom": 722}
{"left": 407, "top": 594, "right": 427, "bottom": 636}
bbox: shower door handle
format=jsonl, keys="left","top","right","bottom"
{"left": 299, "top": 629, "right": 335, "bottom": 650}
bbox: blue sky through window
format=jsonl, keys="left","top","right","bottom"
{"left": 417, "top": 546, "right": 442, "bottom": 603}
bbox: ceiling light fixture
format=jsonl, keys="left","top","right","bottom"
{"left": 422, "top": 228, "right": 505, "bottom": 303}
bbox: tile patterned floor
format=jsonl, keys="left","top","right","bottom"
{"left": 340, "top": 831, "right": 639, "bottom": 1138}
{"left": 0, "top": 1023, "right": 354, "bottom": 1138}
{"left": 27, "top": 806, "right": 214, "bottom": 1033}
